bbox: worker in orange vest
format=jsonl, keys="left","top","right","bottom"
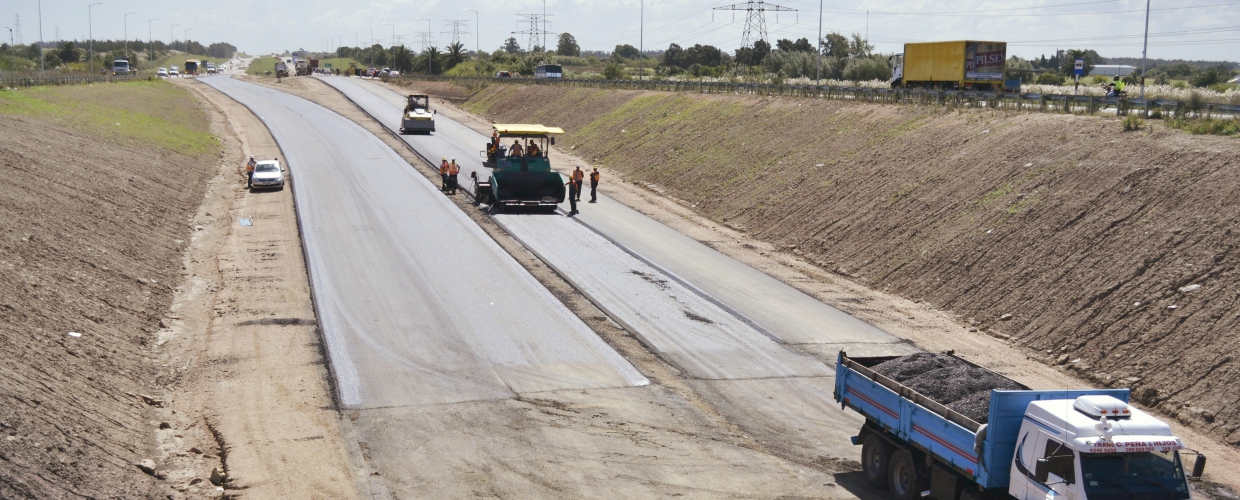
{"left": 439, "top": 157, "right": 450, "bottom": 192}
{"left": 589, "top": 167, "right": 600, "bottom": 203}
{"left": 446, "top": 158, "right": 461, "bottom": 194}
{"left": 571, "top": 166, "right": 585, "bottom": 202}
{"left": 526, "top": 140, "right": 541, "bottom": 157}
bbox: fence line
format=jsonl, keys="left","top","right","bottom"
{"left": 1, "top": 72, "right": 154, "bottom": 89}
{"left": 390, "top": 75, "right": 1240, "bottom": 118}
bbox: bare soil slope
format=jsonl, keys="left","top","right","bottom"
{"left": 0, "top": 83, "right": 219, "bottom": 498}
{"left": 457, "top": 84, "right": 1240, "bottom": 446}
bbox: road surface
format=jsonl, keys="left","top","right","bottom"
{"left": 201, "top": 76, "right": 648, "bottom": 409}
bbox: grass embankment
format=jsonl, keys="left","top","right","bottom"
{"left": 246, "top": 56, "right": 279, "bottom": 76}
{"left": 1166, "top": 116, "right": 1240, "bottom": 136}
{"left": 457, "top": 83, "right": 1240, "bottom": 450}
{"left": 0, "top": 79, "right": 218, "bottom": 154}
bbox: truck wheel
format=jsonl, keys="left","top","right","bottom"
{"left": 888, "top": 449, "right": 919, "bottom": 500}
{"left": 861, "top": 434, "right": 891, "bottom": 489}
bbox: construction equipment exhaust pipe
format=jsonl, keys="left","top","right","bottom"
{"left": 1191, "top": 453, "right": 1207, "bottom": 478}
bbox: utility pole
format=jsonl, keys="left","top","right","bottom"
{"left": 170, "top": 23, "right": 178, "bottom": 55}
{"left": 417, "top": 17, "right": 432, "bottom": 74}
{"left": 184, "top": 28, "right": 192, "bottom": 54}
{"left": 38, "top": 0, "right": 44, "bottom": 72}
{"left": 365, "top": 27, "right": 374, "bottom": 67}
{"left": 382, "top": 22, "right": 395, "bottom": 48}
{"left": 1140, "top": 0, "right": 1150, "bottom": 100}
{"left": 815, "top": 0, "right": 822, "bottom": 82}
{"left": 89, "top": 2, "right": 102, "bottom": 73}
{"left": 463, "top": 9, "right": 479, "bottom": 56}
{"left": 5, "top": 27, "right": 12, "bottom": 69}
{"left": 640, "top": 0, "right": 643, "bottom": 80}
{"left": 351, "top": 31, "right": 358, "bottom": 49}
{"left": 148, "top": 18, "right": 158, "bottom": 66}
{"left": 123, "top": 12, "right": 135, "bottom": 59}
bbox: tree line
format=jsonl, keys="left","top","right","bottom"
{"left": 1, "top": 40, "right": 237, "bottom": 71}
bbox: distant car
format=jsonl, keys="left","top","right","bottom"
{"left": 250, "top": 160, "right": 285, "bottom": 190}
{"left": 170, "top": 66, "right": 179, "bottom": 77}
{"left": 157, "top": 68, "right": 169, "bottom": 77}
{"left": 496, "top": 71, "right": 512, "bottom": 78}
{"left": 387, "top": 70, "right": 399, "bottom": 77}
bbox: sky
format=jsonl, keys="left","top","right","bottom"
{"left": 5, "top": 0, "right": 1239, "bottom": 62}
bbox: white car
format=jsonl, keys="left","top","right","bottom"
{"left": 387, "top": 70, "right": 399, "bottom": 77}
{"left": 250, "top": 160, "right": 285, "bottom": 190}
{"left": 170, "top": 66, "right": 179, "bottom": 77}
{"left": 157, "top": 68, "right": 169, "bottom": 77}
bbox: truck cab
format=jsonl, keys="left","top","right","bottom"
{"left": 1010, "top": 395, "right": 1191, "bottom": 500}
{"left": 111, "top": 59, "right": 130, "bottom": 75}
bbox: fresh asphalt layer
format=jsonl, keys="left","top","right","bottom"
{"left": 319, "top": 76, "right": 899, "bottom": 347}
{"left": 200, "top": 76, "right": 648, "bottom": 409}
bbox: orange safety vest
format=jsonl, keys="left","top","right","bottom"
{"left": 448, "top": 162, "right": 460, "bottom": 175}
{"left": 246, "top": 162, "right": 255, "bottom": 172}
{"left": 590, "top": 171, "right": 600, "bottom": 183}
{"left": 528, "top": 145, "right": 540, "bottom": 156}
{"left": 572, "top": 170, "right": 584, "bottom": 182}
{"left": 440, "top": 161, "right": 449, "bottom": 174}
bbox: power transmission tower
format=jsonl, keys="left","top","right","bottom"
{"left": 411, "top": 32, "right": 431, "bottom": 52}
{"left": 513, "top": 14, "right": 552, "bottom": 52}
{"left": 713, "top": 0, "right": 796, "bottom": 48}
{"left": 13, "top": 14, "right": 22, "bottom": 44}
{"left": 441, "top": 20, "right": 470, "bottom": 45}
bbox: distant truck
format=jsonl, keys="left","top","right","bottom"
{"left": 534, "top": 64, "right": 563, "bottom": 79}
{"left": 111, "top": 59, "right": 131, "bottom": 75}
{"left": 295, "top": 59, "right": 311, "bottom": 76}
{"left": 835, "top": 352, "right": 1205, "bottom": 500}
{"left": 275, "top": 61, "right": 289, "bottom": 78}
{"left": 184, "top": 59, "right": 200, "bottom": 76}
{"left": 309, "top": 58, "right": 319, "bottom": 72}
{"left": 890, "top": 41, "right": 1006, "bottom": 91}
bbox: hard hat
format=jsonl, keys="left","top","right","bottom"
{"left": 451, "top": 157, "right": 456, "bottom": 161}
{"left": 249, "top": 155, "right": 254, "bottom": 159}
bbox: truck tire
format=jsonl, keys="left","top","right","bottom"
{"left": 862, "top": 434, "right": 891, "bottom": 489}
{"left": 888, "top": 449, "right": 919, "bottom": 500}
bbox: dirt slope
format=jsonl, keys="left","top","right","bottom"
{"left": 453, "top": 84, "right": 1240, "bottom": 448}
{"left": 0, "top": 84, "right": 219, "bottom": 497}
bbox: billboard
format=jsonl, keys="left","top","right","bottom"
{"left": 965, "top": 42, "right": 1006, "bottom": 81}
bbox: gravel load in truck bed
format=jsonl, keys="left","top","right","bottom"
{"left": 871, "top": 353, "right": 1023, "bottom": 423}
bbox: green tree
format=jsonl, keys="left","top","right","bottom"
{"left": 842, "top": 55, "right": 890, "bottom": 81}
{"left": 421, "top": 46, "right": 442, "bottom": 74}
{"left": 1059, "top": 49, "right": 1096, "bottom": 76}
{"left": 446, "top": 42, "right": 468, "bottom": 69}
{"left": 1034, "top": 72, "right": 1065, "bottom": 85}
{"left": 776, "top": 38, "right": 814, "bottom": 53}
{"left": 556, "top": 33, "right": 581, "bottom": 57}
{"left": 390, "top": 45, "right": 414, "bottom": 73}
{"left": 1188, "top": 65, "right": 1229, "bottom": 87}
{"left": 848, "top": 34, "right": 873, "bottom": 58}
{"left": 733, "top": 39, "right": 770, "bottom": 67}
{"left": 57, "top": 41, "right": 80, "bottom": 63}
{"left": 43, "top": 51, "right": 62, "bottom": 68}
{"left": 662, "top": 43, "right": 684, "bottom": 68}
{"left": 22, "top": 43, "right": 43, "bottom": 61}
{"left": 821, "top": 32, "right": 849, "bottom": 59}
{"left": 501, "top": 37, "right": 522, "bottom": 54}
{"left": 613, "top": 44, "right": 641, "bottom": 59}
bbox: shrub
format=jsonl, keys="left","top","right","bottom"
{"left": 1035, "top": 72, "right": 1065, "bottom": 85}
{"left": 842, "top": 55, "right": 891, "bottom": 82}
{"left": 1166, "top": 117, "right": 1240, "bottom": 136}
{"left": 1122, "top": 115, "right": 1144, "bottom": 131}
{"left": 603, "top": 62, "right": 624, "bottom": 80}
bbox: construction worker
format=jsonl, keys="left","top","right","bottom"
{"left": 1112, "top": 76, "right": 1126, "bottom": 95}
{"left": 447, "top": 158, "right": 460, "bottom": 194}
{"left": 526, "top": 139, "right": 541, "bottom": 157}
{"left": 510, "top": 139, "right": 524, "bottom": 157}
{"left": 439, "top": 157, "right": 450, "bottom": 192}
{"left": 564, "top": 175, "right": 579, "bottom": 216}
{"left": 571, "top": 166, "right": 585, "bottom": 202}
{"left": 589, "top": 167, "right": 600, "bottom": 203}
{"left": 246, "top": 156, "right": 257, "bottom": 188}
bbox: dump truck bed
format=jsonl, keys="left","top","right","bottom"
{"left": 834, "top": 352, "right": 1129, "bottom": 489}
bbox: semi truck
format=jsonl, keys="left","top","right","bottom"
{"left": 890, "top": 41, "right": 1007, "bottom": 91}
{"left": 835, "top": 352, "right": 1206, "bottom": 500}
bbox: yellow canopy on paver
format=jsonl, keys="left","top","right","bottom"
{"left": 492, "top": 124, "right": 565, "bottom": 136}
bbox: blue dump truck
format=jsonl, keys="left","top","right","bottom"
{"left": 835, "top": 352, "right": 1206, "bottom": 500}
{"left": 478, "top": 124, "right": 566, "bottom": 212}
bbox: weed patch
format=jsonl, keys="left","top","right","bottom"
{"left": 1166, "top": 116, "right": 1240, "bottom": 136}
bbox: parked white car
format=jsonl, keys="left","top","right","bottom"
{"left": 157, "top": 67, "right": 169, "bottom": 77}
{"left": 387, "top": 70, "right": 400, "bottom": 77}
{"left": 250, "top": 160, "right": 285, "bottom": 190}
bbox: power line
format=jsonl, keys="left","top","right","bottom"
{"left": 514, "top": 13, "right": 553, "bottom": 51}
{"left": 713, "top": 0, "right": 796, "bottom": 48}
